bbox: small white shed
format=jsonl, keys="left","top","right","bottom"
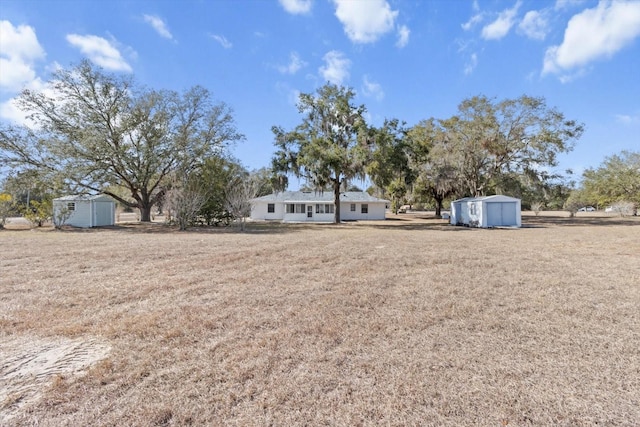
{"left": 450, "top": 195, "right": 521, "bottom": 228}
{"left": 53, "top": 194, "right": 116, "bottom": 228}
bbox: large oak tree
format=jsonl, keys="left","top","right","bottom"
{"left": 0, "top": 60, "right": 243, "bottom": 221}
{"left": 441, "top": 95, "right": 583, "bottom": 197}
{"left": 407, "top": 118, "right": 458, "bottom": 217}
{"left": 367, "top": 119, "right": 415, "bottom": 214}
{"left": 581, "top": 150, "right": 640, "bottom": 210}
{"left": 272, "top": 83, "right": 369, "bottom": 223}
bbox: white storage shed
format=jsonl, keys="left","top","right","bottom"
{"left": 53, "top": 194, "right": 116, "bottom": 228}
{"left": 450, "top": 195, "right": 521, "bottom": 228}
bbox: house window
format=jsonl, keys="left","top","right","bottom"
{"left": 470, "top": 203, "right": 477, "bottom": 215}
{"left": 67, "top": 202, "right": 75, "bottom": 211}
{"left": 315, "top": 204, "right": 335, "bottom": 214}
{"left": 350, "top": 203, "right": 356, "bottom": 212}
{"left": 267, "top": 203, "right": 275, "bottom": 213}
{"left": 287, "top": 203, "right": 306, "bottom": 214}
{"left": 361, "top": 204, "right": 368, "bottom": 214}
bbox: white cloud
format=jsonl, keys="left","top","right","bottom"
{"left": 210, "top": 34, "right": 232, "bottom": 49}
{"left": 362, "top": 75, "right": 384, "bottom": 101}
{"left": 464, "top": 53, "right": 478, "bottom": 75}
{"left": 615, "top": 112, "right": 640, "bottom": 124}
{"left": 543, "top": 1, "right": 640, "bottom": 76}
{"left": 396, "top": 25, "right": 410, "bottom": 48}
{"left": 518, "top": 10, "right": 549, "bottom": 40}
{"left": 66, "top": 34, "right": 132, "bottom": 72}
{"left": 143, "top": 14, "right": 173, "bottom": 40}
{"left": 462, "top": 13, "right": 484, "bottom": 31}
{"left": 0, "top": 21, "right": 45, "bottom": 66}
{"left": 481, "top": 1, "right": 522, "bottom": 40}
{"left": 289, "top": 88, "right": 301, "bottom": 106}
{"left": 455, "top": 38, "right": 473, "bottom": 53}
{"left": 0, "top": 97, "right": 30, "bottom": 124}
{"left": 0, "top": 21, "right": 46, "bottom": 92}
{"left": 332, "top": 0, "right": 398, "bottom": 44}
{"left": 559, "top": 67, "right": 589, "bottom": 83}
{"left": 278, "top": 52, "right": 307, "bottom": 74}
{"left": 279, "top": 0, "right": 312, "bottom": 15}
{"left": 0, "top": 74, "right": 52, "bottom": 125}
{"left": 275, "top": 82, "right": 301, "bottom": 106}
{"left": 0, "top": 57, "right": 35, "bottom": 93}
{"left": 319, "top": 50, "right": 350, "bottom": 85}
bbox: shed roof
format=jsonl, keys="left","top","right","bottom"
{"left": 54, "top": 194, "right": 115, "bottom": 202}
{"left": 453, "top": 195, "right": 520, "bottom": 203}
{"left": 253, "top": 191, "right": 389, "bottom": 203}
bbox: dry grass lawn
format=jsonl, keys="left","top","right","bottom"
{"left": 1, "top": 214, "right": 639, "bottom": 426}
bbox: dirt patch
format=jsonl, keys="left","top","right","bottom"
{"left": 0, "top": 334, "right": 110, "bottom": 423}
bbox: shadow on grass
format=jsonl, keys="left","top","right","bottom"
{"left": 55, "top": 221, "right": 322, "bottom": 235}
{"left": 357, "top": 214, "right": 640, "bottom": 231}
{"left": 10, "top": 214, "right": 637, "bottom": 235}
{"left": 523, "top": 215, "right": 640, "bottom": 228}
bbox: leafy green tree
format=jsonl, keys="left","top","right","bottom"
{"left": 491, "top": 168, "right": 572, "bottom": 210}
{"left": 250, "top": 166, "right": 283, "bottom": 197}
{"left": 407, "top": 119, "right": 458, "bottom": 217}
{"left": 1, "top": 169, "right": 59, "bottom": 208}
{"left": 21, "top": 198, "right": 51, "bottom": 227}
{"left": 193, "top": 156, "right": 245, "bottom": 226}
{"left": 0, "top": 193, "right": 12, "bottom": 229}
{"left": 0, "top": 60, "right": 243, "bottom": 222}
{"left": 580, "top": 151, "right": 640, "bottom": 211}
{"left": 1, "top": 169, "right": 62, "bottom": 225}
{"left": 564, "top": 187, "right": 591, "bottom": 217}
{"left": 367, "top": 119, "right": 414, "bottom": 214}
{"left": 272, "top": 83, "right": 369, "bottom": 223}
{"left": 441, "top": 95, "right": 583, "bottom": 197}
{"left": 543, "top": 180, "right": 575, "bottom": 211}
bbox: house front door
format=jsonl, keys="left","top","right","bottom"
{"left": 307, "top": 205, "right": 313, "bottom": 218}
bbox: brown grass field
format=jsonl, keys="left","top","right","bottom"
{"left": 1, "top": 213, "right": 639, "bottom": 426}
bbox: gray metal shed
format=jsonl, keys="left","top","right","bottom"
{"left": 450, "top": 195, "right": 521, "bottom": 228}
{"left": 53, "top": 194, "right": 116, "bottom": 228}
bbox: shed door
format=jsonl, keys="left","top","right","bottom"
{"left": 486, "top": 202, "right": 517, "bottom": 226}
{"left": 486, "top": 202, "right": 502, "bottom": 226}
{"left": 501, "top": 202, "right": 517, "bottom": 226}
{"left": 94, "top": 202, "right": 113, "bottom": 226}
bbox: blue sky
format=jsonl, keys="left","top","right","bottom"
{"left": 1, "top": 0, "right": 639, "bottom": 188}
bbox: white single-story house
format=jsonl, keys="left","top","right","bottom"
{"left": 53, "top": 194, "right": 116, "bottom": 228}
{"left": 251, "top": 191, "right": 389, "bottom": 222}
{"left": 450, "top": 195, "right": 521, "bottom": 228}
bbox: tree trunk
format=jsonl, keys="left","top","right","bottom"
{"left": 137, "top": 191, "right": 155, "bottom": 222}
{"left": 434, "top": 196, "right": 443, "bottom": 218}
{"left": 333, "top": 181, "right": 341, "bottom": 224}
{"left": 139, "top": 204, "right": 153, "bottom": 222}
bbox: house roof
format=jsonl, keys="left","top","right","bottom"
{"left": 253, "top": 191, "right": 389, "bottom": 203}
{"left": 54, "top": 194, "right": 115, "bottom": 202}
